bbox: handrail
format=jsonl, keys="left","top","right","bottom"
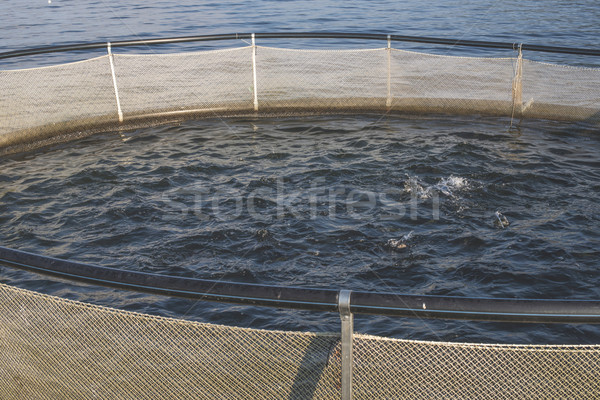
{"left": 1, "top": 32, "right": 600, "bottom": 61}
{"left": 1, "top": 245, "right": 600, "bottom": 324}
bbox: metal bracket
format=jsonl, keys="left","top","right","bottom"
{"left": 339, "top": 289, "right": 353, "bottom": 400}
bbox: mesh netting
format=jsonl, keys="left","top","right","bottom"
{"left": 256, "top": 47, "right": 388, "bottom": 110}
{"left": 1, "top": 45, "right": 600, "bottom": 154}
{"left": 1, "top": 282, "right": 599, "bottom": 399}
{"left": 114, "top": 47, "right": 255, "bottom": 116}
{"left": 0, "top": 56, "right": 117, "bottom": 149}
{"left": 388, "top": 50, "right": 516, "bottom": 116}
{"left": 0, "top": 283, "right": 340, "bottom": 399}
{"left": 522, "top": 59, "right": 600, "bottom": 121}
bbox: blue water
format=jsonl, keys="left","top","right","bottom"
{"left": 1, "top": 1, "right": 600, "bottom": 344}
{"left": 2, "top": 0, "right": 599, "bottom": 49}
{"left": 2, "top": 0, "right": 600, "bottom": 66}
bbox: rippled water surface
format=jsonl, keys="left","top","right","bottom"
{"left": 1, "top": 1, "right": 600, "bottom": 343}
{"left": 1, "top": 115, "right": 599, "bottom": 343}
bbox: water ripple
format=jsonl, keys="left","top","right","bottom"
{"left": 1, "top": 114, "right": 599, "bottom": 343}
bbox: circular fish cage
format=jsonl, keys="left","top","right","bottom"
{"left": 1, "top": 33, "right": 600, "bottom": 399}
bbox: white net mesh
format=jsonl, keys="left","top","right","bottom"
{"left": 0, "top": 56, "right": 117, "bottom": 149}
{"left": 1, "top": 282, "right": 599, "bottom": 399}
{"left": 1, "top": 44, "right": 600, "bottom": 154}
{"left": 522, "top": 59, "right": 600, "bottom": 121}
{"left": 114, "top": 47, "right": 254, "bottom": 117}
{"left": 389, "top": 50, "right": 516, "bottom": 115}
{"left": 256, "top": 47, "right": 388, "bottom": 110}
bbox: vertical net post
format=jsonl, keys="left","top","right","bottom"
{"left": 251, "top": 33, "right": 259, "bottom": 111}
{"left": 107, "top": 42, "right": 124, "bottom": 123}
{"left": 339, "top": 290, "right": 353, "bottom": 400}
{"left": 386, "top": 35, "right": 392, "bottom": 108}
{"left": 511, "top": 44, "right": 523, "bottom": 121}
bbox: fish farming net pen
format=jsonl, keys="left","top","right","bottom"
{"left": 1, "top": 32, "right": 600, "bottom": 155}
{"left": 1, "top": 33, "right": 600, "bottom": 399}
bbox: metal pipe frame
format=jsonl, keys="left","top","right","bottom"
{"left": 1, "top": 32, "right": 600, "bottom": 61}
{"left": 1, "top": 246, "right": 600, "bottom": 324}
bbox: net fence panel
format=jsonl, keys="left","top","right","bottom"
{"left": 354, "top": 334, "right": 600, "bottom": 399}
{"left": 1, "top": 282, "right": 600, "bottom": 399}
{"left": 256, "top": 47, "right": 388, "bottom": 111}
{"left": 113, "top": 47, "right": 255, "bottom": 119}
{"left": 0, "top": 56, "right": 117, "bottom": 149}
{"left": 1, "top": 43, "right": 600, "bottom": 155}
{"left": 0, "top": 283, "right": 341, "bottom": 400}
{"left": 521, "top": 59, "right": 600, "bottom": 121}
{"left": 389, "top": 50, "right": 517, "bottom": 116}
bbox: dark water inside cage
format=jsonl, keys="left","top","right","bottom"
{"left": 1, "top": 115, "right": 599, "bottom": 344}
{"left": 1, "top": 0, "right": 600, "bottom": 344}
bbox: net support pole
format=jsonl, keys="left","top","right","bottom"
{"left": 339, "top": 290, "right": 353, "bottom": 400}
{"left": 107, "top": 42, "right": 124, "bottom": 123}
{"left": 251, "top": 33, "right": 259, "bottom": 111}
{"left": 511, "top": 44, "right": 523, "bottom": 118}
{"left": 386, "top": 35, "right": 392, "bottom": 108}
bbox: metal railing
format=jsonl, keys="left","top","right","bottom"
{"left": 2, "top": 32, "right": 600, "bottom": 61}
{"left": 2, "top": 246, "right": 600, "bottom": 324}
{"left": 2, "top": 245, "right": 600, "bottom": 400}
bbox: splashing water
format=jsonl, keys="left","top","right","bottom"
{"left": 404, "top": 175, "right": 470, "bottom": 199}
{"left": 434, "top": 176, "right": 469, "bottom": 197}
{"left": 387, "top": 231, "right": 414, "bottom": 250}
{"left": 404, "top": 176, "right": 431, "bottom": 199}
{"left": 495, "top": 211, "right": 510, "bottom": 228}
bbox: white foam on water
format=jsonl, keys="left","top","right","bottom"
{"left": 404, "top": 176, "right": 430, "bottom": 199}
{"left": 404, "top": 175, "right": 470, "bottom": 199}
{"left": 434, "top": 176, "right": 469, "bottom": 197}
